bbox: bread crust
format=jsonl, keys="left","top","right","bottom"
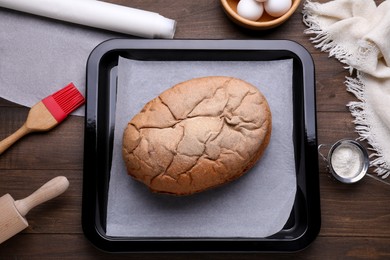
{"left": 122, "top": 76, "right": 272, "bottom": 195}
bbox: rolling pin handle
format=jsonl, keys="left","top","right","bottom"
{"left": 14, "top": 176, "right": 69, "bottom": 217}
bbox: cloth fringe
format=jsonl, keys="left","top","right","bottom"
{"left": 303, "top": 0, "right": 389, "bottom": 179}
{"left": 303, "top": 0, "right": 353, "bottom": 68}
{"left": 346, "top": 74, "right": 390, "bottom": 179}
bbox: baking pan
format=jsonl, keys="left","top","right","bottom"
{"left": 82, "top": 39, "right": 320, "bottom": 252}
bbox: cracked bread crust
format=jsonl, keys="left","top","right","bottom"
{"left": 122, "top": 76, "right": 272, "bottom": 195}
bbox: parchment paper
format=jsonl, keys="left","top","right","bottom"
{"left": 0, "top": 0, "right": 176, "bottom": 38}
{"left": 107, "top": 57, "right": 296, "bottom": 238}
{"left": 0, "top": 8, "right": 118, "bottom": 115}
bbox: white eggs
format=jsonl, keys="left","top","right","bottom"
{"left": 264, "top": 0, "right": 292, "bottom": 17}
{"left": 236, "top": 0, "right": 293, "bottom": 21}
{"left": 237, "top": 0, "right": 264, "bottom": 21}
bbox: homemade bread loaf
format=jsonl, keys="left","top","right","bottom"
{"left": 122, "top": 76, "right": 272, "bottom": 195}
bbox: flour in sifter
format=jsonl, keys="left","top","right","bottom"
{"left": 330, "top": 144, "right": 363, "bottom": 179}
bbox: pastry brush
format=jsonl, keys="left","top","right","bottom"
{"left": 0, "top": 83, "right": 84, "bottom": 155}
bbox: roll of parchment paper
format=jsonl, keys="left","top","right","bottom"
{"left": 0, "top": 0, "right": 176, "bottom": 39}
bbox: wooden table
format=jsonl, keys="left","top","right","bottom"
{"left": 1, "top": 0, "right": 389, "bottom": 259}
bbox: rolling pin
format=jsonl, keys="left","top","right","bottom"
{"left": 0, "top": 176, "right": 69, "bottom": 244}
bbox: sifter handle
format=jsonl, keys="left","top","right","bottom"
{"left": 14, "top": 176, "right": 69, "bottom": 217}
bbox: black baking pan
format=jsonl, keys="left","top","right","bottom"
{"left": 82, "top": 39, "right": 320, "bottom": 253}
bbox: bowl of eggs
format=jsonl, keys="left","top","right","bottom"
{"left": 221, "top": 0, "right": 301, "bottom": 30}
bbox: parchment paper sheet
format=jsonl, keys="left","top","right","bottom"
{"left": 0, "top": 8, "right": 118, "bottom": 115}
{"left": 107, "top": 57, "right": 296, "bottom": 238}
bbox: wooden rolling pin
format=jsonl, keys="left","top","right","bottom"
{"left": 0, "top": 176, "right": 69, "bottom": 244}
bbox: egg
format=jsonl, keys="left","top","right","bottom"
{"left": 264, "top": 0, "right": 292, "bottom": 17}
{"left": 237, "top": 0, "right": 264, "bottom": 21}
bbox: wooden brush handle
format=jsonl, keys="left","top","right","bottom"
{"left": 14, "top": 176, "right": 69, "bottom": 217}
{"left": 0, "top": 124, "right": 31, "bottom": 155}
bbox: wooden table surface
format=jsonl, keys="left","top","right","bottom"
{"left": 1, "top": 0, "right": 390, "bottom": 259}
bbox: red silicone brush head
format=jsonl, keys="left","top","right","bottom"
{"left": 41, "top": 83, "right": 85, "bottom": 123}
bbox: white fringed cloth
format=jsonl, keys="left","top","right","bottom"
{"left": 303, "top": 0, "right": 390, "bottom": 179}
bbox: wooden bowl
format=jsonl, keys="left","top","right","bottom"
{"left": 220, "top": 0, "right": 301, "bottom": 30}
